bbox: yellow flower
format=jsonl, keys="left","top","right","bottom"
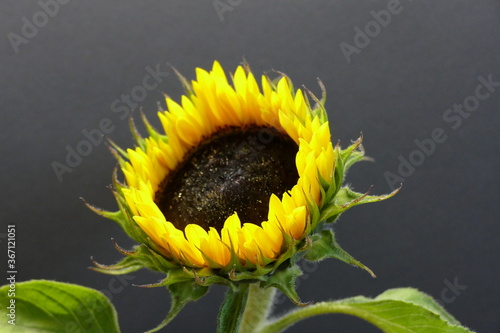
{"left": 87, "top": 62, "right": 398, "bottom": 328}
{"left": 116, "top": 61, "right": 335, "bottom": 269}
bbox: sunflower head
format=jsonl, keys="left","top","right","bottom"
{"left": 87, "top": 61, "right": 398, "bottom": 325}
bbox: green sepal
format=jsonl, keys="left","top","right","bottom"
{"left": 145, "top": 281, "right": 208, "bottom": 333}
{"left": 128, "top": 116, "right": 145, "bottom": 149}
{"left": 84, "top": 199, "right": 135, "bottom": 242}
{"left": 165, "top": 267, "right": 201, "bottom": 285}
{"left": 336, "top": 185, "right": 400, "bottom": 207}
{"left": 110, "top": 166, "right": 126, "bottom": 193}
{"left": 273, "top": 232, "right": 299, "bottom": 265}
{"left": 327, "top": 135, "right": 368, "bottom": 201}
{"left": 320, "top": 185, "right": 401, "bottom": 223}
{"left": 91, "top": 256, "right": 143, "bottom": 275}
{"left": 126, "top": 244, "right": 178, "bottom": 273}
{"left": 217, "top": 283, "right": 250, "bottom": 333}
{"left": 304, "top": 79, "right": 328, "bottom": 124}
{"left": 92, "top": 243, "right": 177, "bottom": 275}
{"left": 339, "top": 135, "right": 368, "bottom": 172}
{"left": 191, "top": 268, "right": 235, "bottom": 287}
{"left": 109, "top": 194, "right": 143, "bottom": 241}
{"left": 83, "top": 200, "right": 125, "bottom": 229}
{"left": 331, "top": 144, "right": 344, "bottom": 194}
{"left": 228, "top": 268, "right": 270, "bottom": 282}
{"left": 304, "top": 187, "right": 323, "bottom": 233}
{"left": 83, "top": 191, "right": 151, "bottom": 247}
{"left": 171, "top": 65, "right": 195, "bottom": 99}
{"left": 266, "top": 71, "right": 294, "bottom": 95}
{"left": 140, "top": 109, "right": 166, "bottom": 142}
{"left": 260, "top": 264, "right": 307, "bottom": 306}
{"left": 106, "top": 139, "right": 129, "bottom": 160}
{"left": 134, "top": 268, "right": 199, "bottom": 289}
{"left": 303, "top": 229, "right": 375, "bottom": 278}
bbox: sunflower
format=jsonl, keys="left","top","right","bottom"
{"left": 88, "top": 61, "right": 398, "bottom": 324}
{"left": 113, "top": 61, "right": 334, "bottom": 271}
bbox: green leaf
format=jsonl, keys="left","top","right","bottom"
{"left": 0, "top": 280, "right": 120, "bottom": 333}
{"left": 146, "top": 281, "right": 208, "bottom": 333}
{"left": 375, "top": 288, "right": 462, "bottom": 326}
{"left": 303, "top": 229, "right": 375, "bottom": 277}
{"left": 260, "top": 287, "right": 474, "bottom": 333}
{"left": 217, "top": 283, "right": 250, "bottom": 333}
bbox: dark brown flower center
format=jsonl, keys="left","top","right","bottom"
{"left": 155, "top": 126, "right": 299, "bottom": 231}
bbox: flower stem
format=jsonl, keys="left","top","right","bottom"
{"left": 217, "top": 283, "right": 250, "bottom": 333}
{"left": 238, "top": 283, "right": 276, "bottom": 333}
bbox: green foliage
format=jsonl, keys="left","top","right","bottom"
{"left": 260, "top": 288, "right": 474, "bottom": 333}
{"left": 0, "top": 280, "right": 120, "bottom": 333}
{"left": 375, "top": 288, "right": 464, "bottom": 327}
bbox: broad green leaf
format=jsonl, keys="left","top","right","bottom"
{"left": 375, "top": 288, "right": 461, "bottom": 326}
{"left": 260, "top": 287, "right": 474, "bottom": 333}
{"left": 0, "top": 280, "right": 120, "bottom": 333}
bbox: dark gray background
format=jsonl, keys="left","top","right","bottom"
{"left": 1, "top": 1, "right": 499, "bottom": 332}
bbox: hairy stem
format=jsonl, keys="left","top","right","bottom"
{"left": 238, "top": 283, "right": 276, "bottom": 333}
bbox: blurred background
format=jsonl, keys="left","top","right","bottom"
{"left": 1, "top": 1, "right": 499, "bottom": 332}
